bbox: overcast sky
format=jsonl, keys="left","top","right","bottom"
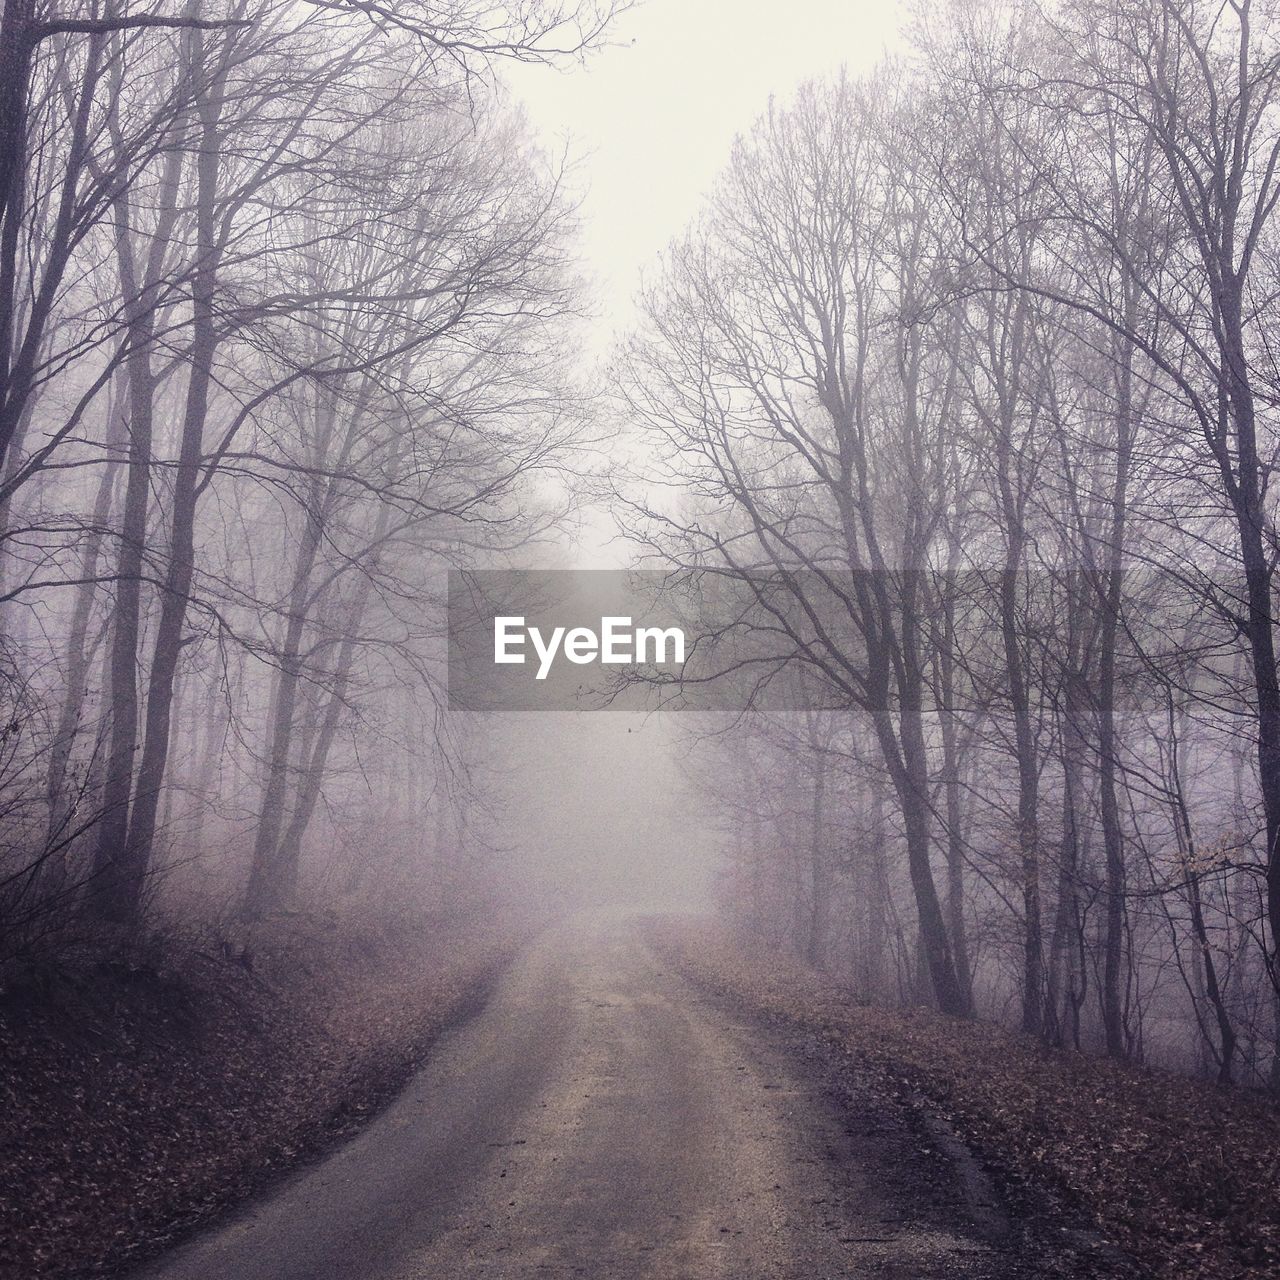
{"left": 491, "top": 3, "right": 912, "bottom": 891}
{"left": 502, "top": 0, "right": 908, "bottom": 349}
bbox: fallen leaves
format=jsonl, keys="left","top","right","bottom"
{"left": 0, "top": 909, "right": 525, "bottom": 1280}
{"left": 649, "top": 916, "right": 1280, "bottom": 1280}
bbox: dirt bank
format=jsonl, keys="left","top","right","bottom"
{"left": 0, "top": 908, "right": 525, "bottom": 1280}
{"left": 648, "top": 916, "right": 1280, "bottom": 1280}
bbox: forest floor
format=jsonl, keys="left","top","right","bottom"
{"left": 647, "top": 917, "right": 1280, "bottom": 1280}
{"left": 0, "top": 905, "right": 526, "bottom": 1280}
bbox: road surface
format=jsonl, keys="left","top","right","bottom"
{"left": 133, "top": 917, "right": 1033, "bottom": 1279}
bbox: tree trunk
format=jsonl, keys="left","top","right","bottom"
{"left": 875, "top": 686, "right": 970, "bottom": 1018}
{"left": 243, "top": 509, "right": 326, "bottom": 916}
{"left": 113, "top": 27, "right": 226, "bottom": 915}
{"left": 1098, "top": 330, "right": 1135, "bottom": 1059}
{"left": 999, "top": 563, "right": 1045, "bottom": 1036}
{"left": 1048, "top": 617, "right": 1090, "bottom": 1052}
{"left": 89, "top": 125, "right": 186, "bottom": 925}
{"left": 937, "top": 582, "right": 975, "bottom": 1014}
{"left": 0, "top": 0, "right": 35, "bottom": 431}
{"left": 805, "top": 739, "right": 828, "bottom": 971}
{"left": 45, "top": 398, "right": 124, "bottom": 849}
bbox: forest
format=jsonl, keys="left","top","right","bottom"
{"left": 617, "top": 0, "right": 1280, "bottom": 1088}
{"left": 1, "top": 0, "right": 1279, "bottom": 1277}
{"left": 0, "top": 0, "right": 617, "bottom": 951}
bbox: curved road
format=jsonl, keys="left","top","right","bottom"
{"left": 134, "top": 917, "right": 1027, "bottom": 1280}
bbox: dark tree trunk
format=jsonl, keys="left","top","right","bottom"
{"left": 937, "top": 582, "right": 975, "bottom": 1014}
{"left": 875, "top": 689, "right": 970, "bottom": 1019}
{"left": 112, "top": 25, "right": 226, "bottom": 917}
{"left": 45, "top": 398, "right": 124, "bottom": 848}
{"left": 805, "top": 741, "right": 828, "bottom": 971}
{"left": 0, "top": 0, "right": 36, "bottom": 417}
{"left": 89, "top": 138, "right": 185, "bottom": 925}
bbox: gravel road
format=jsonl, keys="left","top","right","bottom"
{"left": 132, "top": 916, "right": 1041, "bottom": 1280}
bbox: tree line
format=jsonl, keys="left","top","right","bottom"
{"left": 617, "top": 0, "right": 1280, "bottom": 1087}
{"left": 0, "top": 0, "right": 618, "bottom": 959}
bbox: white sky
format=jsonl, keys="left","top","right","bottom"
{"left": 488, "top": 5, "right": 913, "bottom": 856}
{"left": 502, "top": 0, "right": 909, "bottom": 349}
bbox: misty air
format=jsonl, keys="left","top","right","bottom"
{"left": 0, "top": 1, "right": 1278, "bottom": 1278}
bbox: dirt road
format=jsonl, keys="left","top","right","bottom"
{"left": 133, "top": 916, "right": 1037, "bottom": 1279}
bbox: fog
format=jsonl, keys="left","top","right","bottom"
{"left": 490, "top": 714, "right": 719, "bottom": 915}
{"left": 475, "top": 0, "right": 906, "bottom": 928}
{"left": 3, "top": 0, "right": 1280, "bottom": 1102}
{"left": 6, "top": 4, "right": 1280, "bottom": 1277}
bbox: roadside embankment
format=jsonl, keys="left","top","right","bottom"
{"left": 647, "top": 915, "right": 1280, "bottom": 1280}
{"left": 0, "top": 907, "right": 527, "bottom": 1280}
